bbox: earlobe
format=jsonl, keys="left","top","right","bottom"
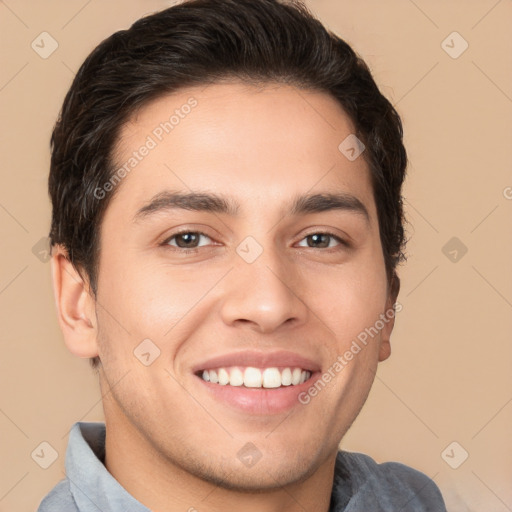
{"left": 50, "top": 245, "right": 99, "bottom": 359}
{"left": 378, "top": 273, "right": 401, "bottom": 362}
{"left": 378, "top": 337, "right": 391, "bottom": 362}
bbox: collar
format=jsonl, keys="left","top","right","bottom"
{"left": 66, "top": 422, "right": 150, "bottom": 511}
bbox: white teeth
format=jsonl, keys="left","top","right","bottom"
{"left": 200, "top": 366, "right": 311, "bottom": 388}
{"left": 244, "top": 367, "right": 262, "bottom": 388}
{"left": 262, "top": 368, "right": 281, "bottom": 388}
{"left": 281, "top": 368, "right": 292, "bottom": 386}
{"left": 229, "top": 367, "right": 244, "bottom": 386}
{"left": 218, "top": 368, "right": 229, "bottom": 386}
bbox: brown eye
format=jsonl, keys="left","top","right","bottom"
{"left": 297, "top": 232, "right": 346, "bottom": 249}
{"left": 307, "top": 233, "right": 330, "bottom": 248}
{"left": 165, "top": 231, "right": 212, "bottom": 250}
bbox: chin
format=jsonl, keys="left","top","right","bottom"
{"left": 174, "top": 442, "right": 325, "bottom": 492}
{"left": 196, "top": 461, "right": 316, "bottom": 493}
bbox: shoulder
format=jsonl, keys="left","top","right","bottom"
{"left": 37, "top": 478, "right": 78, "bottom": 512}
{"left": 336, "top": 451, "right": 447, "bottom": 511}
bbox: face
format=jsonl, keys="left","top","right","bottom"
{"left": 62, "top": 81, "right": 397, "bottom": 490}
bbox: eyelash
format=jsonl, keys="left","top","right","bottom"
{"left": 160, "top": 229, "right": 350, "bottom": 254}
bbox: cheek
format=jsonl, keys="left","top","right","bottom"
{"left": 95, "top": 257, "right": 226, "bottom": 362}
{"left": 312, "top": 256, "right": 388, "bottom": 341}
{"left": 97, "top": 256, "right": 196, "bottom": 325}
{"left": 314, "top": 256, "right": 389, "bottom": 395}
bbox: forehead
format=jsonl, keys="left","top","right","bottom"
{"left": 108, "top": 81, "right": 376, "bottom": 223}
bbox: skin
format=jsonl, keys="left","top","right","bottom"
{"left": 51, "top": 81, "right": 398, "bottom": 512}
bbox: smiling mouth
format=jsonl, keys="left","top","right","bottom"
{"left": 197, "top": 366, "right": 312, "bottom": 388}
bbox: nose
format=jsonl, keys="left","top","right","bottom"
{"left": 219, "top": 245, "right": 309, "bottom": 334}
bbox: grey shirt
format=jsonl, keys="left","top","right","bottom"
{"left": 37, "top": 422, "right": 446, "bottom": 511}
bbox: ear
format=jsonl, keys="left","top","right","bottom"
{"left": 378, "top": 273, "right": 401, "bottom": 362}
{"left": 50, "top": 244, "right": 99, "bottom": 359}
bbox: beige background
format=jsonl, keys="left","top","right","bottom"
{"left": 1, "top": 0, "right": 511, "bottom": 510}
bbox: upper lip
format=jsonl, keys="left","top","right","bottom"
{"left": 191, "top": 350, "right": 321, "bottom": 374}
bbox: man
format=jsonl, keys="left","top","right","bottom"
{"left": 39, "top": 0, "right": 447, "bottom": 510}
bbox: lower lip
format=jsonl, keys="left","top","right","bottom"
{"left": 196, "top": 372, "right": 320, "bottom": 415}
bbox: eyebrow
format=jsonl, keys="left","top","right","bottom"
{"left": 133, "top": 190, "right": 370, "bottom": 224}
